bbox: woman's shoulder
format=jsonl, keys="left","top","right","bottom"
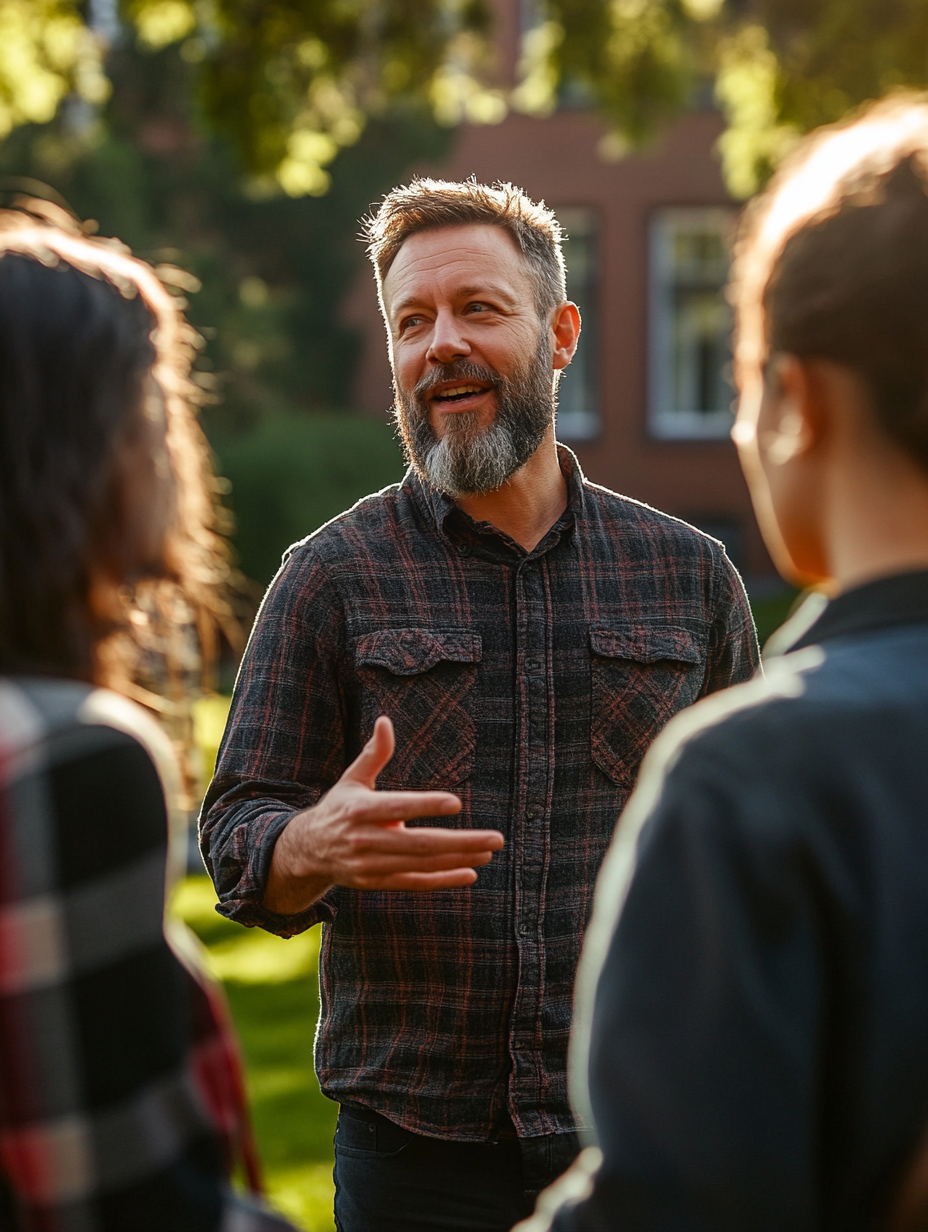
{"left": 0, "top": 676, "right": 177, "bottom": 780}
{"left": 0, "top": 676, "right": 184, "bottom": 886}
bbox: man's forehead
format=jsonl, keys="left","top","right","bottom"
{"left": 382, "top": 223, "right": 529, "bottom": 305}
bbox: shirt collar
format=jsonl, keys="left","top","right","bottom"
{"left": 788, "top": 569, "right": 928, "bottom": 652}
{"left": 407, "top": 442, "right": 587, "bottom": 556}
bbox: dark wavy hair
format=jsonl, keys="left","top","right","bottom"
{"left": 0, "top": 201, "right": 233, "bottom": 692}
{"left": 731, "top": 94, "right": 928, "bottom": 473}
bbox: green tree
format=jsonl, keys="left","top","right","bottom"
{"left": 127, "top": 0, "right": 498, "bottom": 195}
{"left": 4, "top": 0, "right": 925, "bottom": 587}
{"left": 0, "top": 0, "right": 109, "bottom": 140}
{"left": 0, "top": 34, "right": 450, "bottom": 417}
{"left": 5, "top": 1, "right": 928, "bottom": 199}
{"left": 0, "top": 33, "right": 440, "bottom": 586}
{"left": 517, "top": 0, "right": 928, "bottom": 195}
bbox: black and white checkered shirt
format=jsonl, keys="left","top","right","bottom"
{"left": 0, "top": 677, "right": 293, "bottom": 1232}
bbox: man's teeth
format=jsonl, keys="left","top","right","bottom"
{"left": 436, "top": 384, "right": 485, "bottom": 399}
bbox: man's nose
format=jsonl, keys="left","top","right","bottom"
{"left": 426, "top": 311, "right": 471, "bottom": 365}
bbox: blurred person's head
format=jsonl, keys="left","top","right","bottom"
{"left": 363, "top": 178, "right": 580, "bottom": 497}
{"left": 730, "top": 96, "right": 928, "bottom": 589}
{"left": 0, "top": 201, "right": 229, "bottom": 686}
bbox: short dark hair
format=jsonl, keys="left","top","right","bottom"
{"left": 363, "top": 177, "right": 567, "bottom": 319}
{"left": 731, "top": 95, "right": 928, "bottom": 472}
{"left": 0, "top": 204, "right": 231, "bottom": 686}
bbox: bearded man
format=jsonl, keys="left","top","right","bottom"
{"left": 200, "top": 179, "right": 759, "bottom": 1232}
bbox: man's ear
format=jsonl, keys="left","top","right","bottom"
{"left": 551, "top": 302, "right": 581, "bottom": 371}
{"left": 760, "top": 353, "right": 825, "bottom": 467}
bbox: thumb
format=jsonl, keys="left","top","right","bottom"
{"left": 342, "top": 715, "right": 395, "bottom": 788}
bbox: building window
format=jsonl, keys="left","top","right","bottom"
{"left": 556, "top": 207, "right": 600, "bottom": 442}
{"left": 648, "top": 208, "right": 737, "bottom": 440}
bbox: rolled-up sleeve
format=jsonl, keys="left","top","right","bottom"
{"left": 199, "top": 544, "right": 349, "bottom": 937}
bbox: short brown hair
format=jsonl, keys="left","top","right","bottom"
{"left": 363, "top": 177, "right": 567, "bottom": 319}
{"left": 731, "top": 94, "right": 928, "bottom": 472}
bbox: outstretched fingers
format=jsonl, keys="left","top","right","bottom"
{"left": 350, "top": 848, "right": 497, "bottom": 878}
{"left": 305, "top": 716, "right": 505, "bottom": 895}
{"left": 360, "top": 822, "right": 504, "bottom": 855}
{"left": 354, "top": 788, "right": 464, "bottom": 824}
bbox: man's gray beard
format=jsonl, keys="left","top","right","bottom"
{"left": 394, "top": 338, "right": 557, "bottom": 498}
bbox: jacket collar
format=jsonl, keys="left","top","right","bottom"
{"left": 789, "top": 569, "right": 928, "bottom": 651}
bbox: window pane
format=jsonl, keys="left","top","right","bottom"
{"left": 649, "top": 208, "right": 737, "bottom": 439}
{"left": 556, "top": 207, "right": 600, "bottom": 442}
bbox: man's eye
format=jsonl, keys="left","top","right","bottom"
{"left": 400, "top": 316, "right": 424, "bottom": 332}
{"left": 465, "top": 302, "right": 490, "bottom": 314}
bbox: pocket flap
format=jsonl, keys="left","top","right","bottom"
{"left": 590, "top": 625, "right": 703, "bottom": 665}
{"left": 356, "top": 628, "right": 483, "bottom": 676}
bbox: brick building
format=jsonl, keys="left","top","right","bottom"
{"left": 343, "top": 4, "right": 776, "bottom": 583}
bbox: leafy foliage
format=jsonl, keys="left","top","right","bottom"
{"left": 531, "top": 0, "right": 928, "bottom": 194}
{"left": 0, "top": 0, "right": 109, "bottom": 141}
{"left": 6, "top": 1, "right": 928, "bottom": 200}
{"left": 0, "top": 35, "right": 439, "bottom": 588}
{"left": 128, "top": 0, "right": 496, "bottom": 196}
{"left": 712, "top": 0, "right": 928, "bottom": 194}
{"left": 212, "top": 413, "right": 406, "bottom": 586}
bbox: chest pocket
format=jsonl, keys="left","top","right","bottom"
{"left": 590, "top": 624, "right": 706, "bottom": 788}
{"left": 355, "top": 628, "right": 482, "bottom": 789}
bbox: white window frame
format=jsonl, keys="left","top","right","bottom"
{"left": 648, "top": 207, "right": 737, "bottom": 441}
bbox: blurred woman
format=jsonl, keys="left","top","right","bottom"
{"left": 0, "top": 200, "right": 294, "bottom": 1231}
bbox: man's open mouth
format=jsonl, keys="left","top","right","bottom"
{"left": 431, "top": 383, "right": 491, "bottom": 405}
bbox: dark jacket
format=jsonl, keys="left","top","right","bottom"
{"left": 547, "top": 570, "right": 928, "bottom": 1232}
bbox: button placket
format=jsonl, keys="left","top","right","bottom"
{"left": 510, "top": 556, "right": 551, "bottom": 1116}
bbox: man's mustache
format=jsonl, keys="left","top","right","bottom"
{"left": 413, "top": 361, "right": 501, "bottom": 402}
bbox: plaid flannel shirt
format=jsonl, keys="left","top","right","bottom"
{"left": 0, "top": 678, "right": 279, "bottom": 1232}
{"left": 201, "top": 447, "right": 759, "bottom": 1142}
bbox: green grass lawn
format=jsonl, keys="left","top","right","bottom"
{"left": 171, "top": 877, "right": 337, "bottom": 1231}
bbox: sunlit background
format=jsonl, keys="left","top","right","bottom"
{"left": 4, "top": 0, "right": 924, "bottom": 1225}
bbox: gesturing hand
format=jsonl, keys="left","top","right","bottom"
{"left": 264, "top": 715, "right": 505, "bottom": 915}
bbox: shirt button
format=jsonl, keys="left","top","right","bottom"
{"left": 455, "top": 540, "right": 471, "bottom": 557}
{"left": 525, "top": 657, "right": 541, "bottom": 672}
{"left": 518, "top": 923, "right": 529, "bottom": 936}
{"left": 525, "top": 804, "right": 542, "bottom": 821}
{"left": 514, "top": 1040, "right": 527, "bottom": 1050}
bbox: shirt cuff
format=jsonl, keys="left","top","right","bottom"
{"left": 215, "top": 893, "right": 334, "bottom": 937}
{"left": 210, "top": 806, "right": 337, "bottom": 937}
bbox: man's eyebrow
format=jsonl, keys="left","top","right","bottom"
{"left": 454, "top": 283, "right": 520, "bottom": 304}
{"left": 389, "top": 283, "right": 521, "bottom": 317}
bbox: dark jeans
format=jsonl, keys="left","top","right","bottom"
{"left": 333, "top": 1105, "right": 580, "bottom": 1232}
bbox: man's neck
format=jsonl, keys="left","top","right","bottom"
{"left": 453, "top": 426, "right": 568, "bottom": 552}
